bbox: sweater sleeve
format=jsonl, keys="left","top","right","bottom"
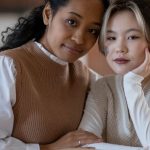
{"left": 79, "top": 78, "right": 107, "bottom": 137}
{"left": 0, "top": 56, "right": 39, "bottom": 150}
{"left": 123, "top": 71, "right": 150, "bottom": 148}
{"left": 80, "top": 72, "right": 150, "bottom": 150}
{"left": 83, "top": 142, "right": 149, "bottom": 150}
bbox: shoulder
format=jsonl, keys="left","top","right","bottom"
{"left": 96, "top": 74, "right": 123, "bottom": 86}
{"left": 94, "top": 74, "right": 123, "bottom": 95}
{"left": 72, "top": 60, "right": 91, "bottom": 77}
{"left": 0, "top": 55, "right": 16, "bottom": 78}
{"left": 0, "top": 45, "right": 24, "bottom": 58}
{"left": 0, "top": 55, "right": 15, "bottom": 66}
{"left": 86, "top": 68, "right": 102, "bottom": 90}
{"left": 0, "top": 42, "right": 34, "bottom": 70}
{"left": 0, "top": 41, "right": 34, "bottom": 57}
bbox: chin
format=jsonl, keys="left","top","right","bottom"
{"left": 66, "top": 57, "right": 79, "bottom": 63}
{"left": 67, "top": 59, "right": 76, "bottom": 63}
{"left": 114, "top": 69, "right": 128, "bottom": 75}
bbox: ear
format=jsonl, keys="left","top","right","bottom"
{"left": 43, "top": 3, "right": 52, "bottom": 25}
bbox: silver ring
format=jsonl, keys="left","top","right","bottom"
{"left": 78, "top": 140, "right": 81, "bottom": 145}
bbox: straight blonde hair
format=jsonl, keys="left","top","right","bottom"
{"left": 99, "top": 0, "right": 150, "bottom": 54}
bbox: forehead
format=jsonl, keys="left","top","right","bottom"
{"left": 107, "top": 10, "right": 141, "bottom": 31}
{"left": 57, "top": 0, "right": 104, "bottom": 22}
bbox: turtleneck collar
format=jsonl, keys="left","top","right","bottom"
{"left": 35, "top": 41, "right": 68, "bottom": 66}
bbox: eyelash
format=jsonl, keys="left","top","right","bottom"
{"left": 106, "top": 36, "right": 140, "bottom": 41}
{"left": 128, "top": 36, "right": 140, "bottom": 40}
{"left": 65, "top": 19, "right": 78, "bottom": 27}
{"left": 106, "top": 37, "right": 116, "bottom": 40}
{"left": 65, "top": 18, "right": 100, "bottom": 37}
{"left": 89, "top": 28, "right": 100, "bottom": 36}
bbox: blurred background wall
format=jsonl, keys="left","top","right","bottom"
{"left": 0, "top": 0, "right": 113, "bottom": 75}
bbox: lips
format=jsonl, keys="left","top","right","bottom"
{"left": 114, "top": 58, "right": 129, "bottom": 64}
{"left": 63, "top": 44, "right": 83, "bottom": 55}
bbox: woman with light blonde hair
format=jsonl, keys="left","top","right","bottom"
{"left": 79, "top": 0, "right": 150, "bottom": 150}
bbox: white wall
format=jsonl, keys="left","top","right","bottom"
{"left": 0, "top": 13, "right": 21, "bottom": 46}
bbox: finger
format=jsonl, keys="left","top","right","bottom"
{"left": 73, "top": 130, "right": 101, "bottom": 143}
{"left": 82, "top": 147, "right": 95, "bottom": 150}
{"left": 76, "top": 130, "right": 100, "bottom": 138}
{"left": 132, "top": 47, "right": 150, "bottom": 77}
{"left": 141, "top": 48, "right": 149, "bottom": 67}
{"left": 144, "top": 48, "right": 150, "bottom": 73}
{"left": 78, "top": 138, "right": 103, "bottom": 146}
{"left": 145, "top": 48, "right": 150, "bottom": 63}
{"left": 77, "top": 134, "right": 103, "bottom": 146}
{"left": 147, "top": 48, "right": 150, "bottom": 65}
{"left": 68, "top": 130, "right": 102, "bottom": 147}
{"left": 61, "top": 148, "right": 94, "bottom": 150}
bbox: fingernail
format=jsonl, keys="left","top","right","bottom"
{"left": 96, "top": 138, "right": 103, "bottom": 142}
{"left": 146, "top": 48, "right": 149, "bottom": 51}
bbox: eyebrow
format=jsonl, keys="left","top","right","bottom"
{"left": 126, "top": 28, "right": 142, "bottom": 33}
{"left": 69, "top": 12, "right": 101, "bottom": 26}
{"left": 106, "top": 28, "right": 142, "bottom": 34}
{"left": 69, "top": 12, "right": 82, "bottom": 19}
{"left": 106, "top": 30, "right": 115, "bottom": 33}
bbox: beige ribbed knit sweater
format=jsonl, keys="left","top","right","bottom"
{"left": 1, "top": 41, "right": 90, "bottom": 144}
{"left": 80, "top": 75, "right": 142, "bottom": 147}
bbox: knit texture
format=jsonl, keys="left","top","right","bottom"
{"left": 93, "top": 75, "right": 141, "bottom": 146}
{"left": 0, "top": 41, "right": 90, "bottom": 144}
{"left": 79, "top": 75, "right": 145, "bottom": 147}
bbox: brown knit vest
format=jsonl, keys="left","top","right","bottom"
{"left": 1, "top": 42, "right": 90, "bottom": 144}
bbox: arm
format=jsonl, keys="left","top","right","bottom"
{"left": 0, "top": 56, "right": 39, "bottom": 150}
{"left": 123, "top": 72, "right": 150, "bottom": 147}
{"left": 79, "top": 77, "right": 107, "bottom": 138}
{"left": 79, "top": 70, "right": 149, "bottom": 150}
{"left": 123, "top": 49, "right": 150, "bottom": 147}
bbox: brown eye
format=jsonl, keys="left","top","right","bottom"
{"left": 66, "top": 19, "right": 77, "bottom": 27}
{"left": 128, "top": 36, "right": 139, "bottom": 40}
{"left": 89, "top": 28, "right": 99, "bottom": 36}
{"left": 106, "top": 36, "right": 116, "bottom": 40}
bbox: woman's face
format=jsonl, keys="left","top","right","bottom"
{"left": 40, "top": 0, "right": 104, "bottom": 63}
{"left": 105, "top": 10, "right": 148, "bottom": 74}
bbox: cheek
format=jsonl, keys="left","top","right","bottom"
{"left": 133, "top": 43, "right": 146, "bottom": 57}
{"left": 134, "top": 50, "right": 145, "bottom": 65}
{"left": 130, "top": 41, "right": 147, "bottom": 59}
{"left": 104, "top": 42, "right": 114, "bottom": 55}
{"left": 85, "top": 37, "right": 97, "bottom": 51}
{"left": 106, "top": 52, "right": 112, "bottom": 66}
{"left": 130, "top": 49, "right": 145, "bottom": 70}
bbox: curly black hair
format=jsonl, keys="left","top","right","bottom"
{"left": 0, "top": 0, "right": 109, "bottom": 51}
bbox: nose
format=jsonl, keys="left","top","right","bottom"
{"left": 116, "top": 48, "right": 127, "bottom": 53}
{"left": 115, "top": 39, "right": 128, "bottom": 53}
{"left": 71, "top": 30, "right": 85, "bottom": 45}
